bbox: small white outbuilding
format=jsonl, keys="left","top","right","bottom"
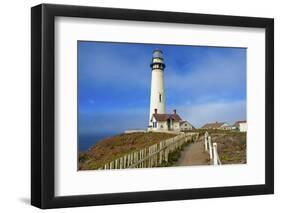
{"left": 180, "top": 120, "right": 195, "bottom": 131}
{"left": 234, "top": 120, "right": 247, "bottom": 132}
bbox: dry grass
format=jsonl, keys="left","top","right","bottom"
{"left": 210, "top": 131, "right": 246, "bottom": 164}
{"left": 79, "top": 132, "right": 177, "bottom": 170}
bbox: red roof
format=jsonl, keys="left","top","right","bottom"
{"left": 152, "top": 113, "right": 182, "bottom": 122}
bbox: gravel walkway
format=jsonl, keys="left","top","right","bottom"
{"left": 175, "top": 136, "right": 209, "bottom": 166}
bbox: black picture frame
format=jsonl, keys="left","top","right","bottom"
{"left": 31, "top": 3, "right": 274, "bottom": 209}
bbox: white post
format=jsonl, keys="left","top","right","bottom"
{"left": 213, "top": 143, "right": 218, "bottom": 165}
{"left": 208, "top": 136, "right": 213, "bottom": 160}
{"left": 204, "top": 132, "right": 208, "bottom": 152}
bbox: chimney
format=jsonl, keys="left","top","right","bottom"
{"left": 154, "top": 108, "right": 158, "bottom": 114}
{"left": 173, "top": 109, "right": 177, "bottom": 114}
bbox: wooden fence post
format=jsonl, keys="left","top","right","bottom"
{"left": 124, "top": 155, "right": 127, "bottom": 168}
{"left": 110, "top": 161, "right": 113, "bottom": 169}
{"left": 98, "top": 132, "right": 203, "bottom": 170}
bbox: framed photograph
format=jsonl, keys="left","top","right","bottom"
{"left": 31, "top": 4, "right": 274, "bottom": 209}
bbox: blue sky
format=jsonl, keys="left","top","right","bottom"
{"left": 78, "top": 41, "right": 246, "bottom": 135}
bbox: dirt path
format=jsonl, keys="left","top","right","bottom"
{"left": 175, "top": 136, "right": 209, "bottom": 166}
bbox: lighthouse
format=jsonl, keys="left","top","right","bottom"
{"left": 148, "top": 50, "right": 166, "bottom": 127}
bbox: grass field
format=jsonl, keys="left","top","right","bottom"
{"left": 79, "top": 130, "right": 246, "bottom": 170}
{"left": 209, "top": 131, "right": 246, "bottom": 164}
{"left": 79, "top": 132, "right": 177, "bottom": 170}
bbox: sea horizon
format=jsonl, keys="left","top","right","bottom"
{"left": 79, "top": 132, "right": 117, "bottom": 152}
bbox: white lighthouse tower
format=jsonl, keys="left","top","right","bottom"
{"left": 148, "top": 50, "right": 166, "bottom": 127}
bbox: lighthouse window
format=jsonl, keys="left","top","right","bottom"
{"left": 159, "top": 94, "right": 162, "bottom": 102}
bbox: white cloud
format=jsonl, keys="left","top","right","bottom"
{"left": 165, "top": 49, "right": 246, "bottom": 99}
{"left": 174, "top": 99, "right": 246, "bottom": 128}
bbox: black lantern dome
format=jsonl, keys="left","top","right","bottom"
{"left": 150, "top": 49, "right": 165, "bottom": 70}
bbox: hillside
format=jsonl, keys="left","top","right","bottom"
{"left": 79, "top": 132, "right": 177, "bottom": 170}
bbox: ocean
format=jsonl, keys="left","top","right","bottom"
{"left": 78, "top": 133, "right": 116, "bottom": 152}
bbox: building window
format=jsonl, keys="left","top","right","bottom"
{"left": 153, "top": 122, "right": 157, "bottom": 128}
{"left": 159, "top": 93, "right": 162, "bottom": 103}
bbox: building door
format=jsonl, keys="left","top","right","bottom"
{"left": 167, "top": 119, "right": 171, "bottom": 130}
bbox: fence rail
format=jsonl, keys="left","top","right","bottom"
{"left": 204, "top": 131, "right": 222, "bottom": 165}
{"left": 98, "top": 132, "right": 199, "bottom": 170}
